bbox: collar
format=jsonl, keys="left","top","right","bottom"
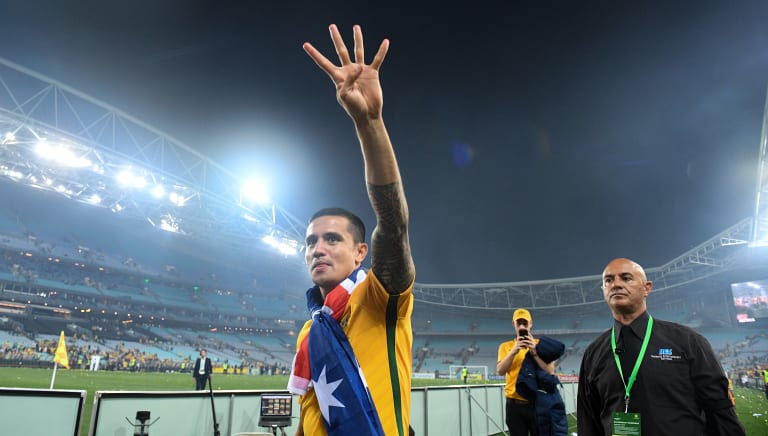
{"left": 613, "top": 311, "right": 650, "bottom": 339}
{"left": 305, "top": 267, "right": 367, "bottom": 316}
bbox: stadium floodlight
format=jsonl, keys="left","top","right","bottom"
{"left": 151, "top": 213, "right": 186, "bottom": 234}
{"left": 116, "top": 169, "right": 147, "bottom": 189}
{"left": 55, "top": 185, "right": 71, "bottom": 195}
{"left": 262, "top": 234, "right": 299, "bottom": 256}
{"left": 34, "top": 140, "right": 92, "bottom": 168}
{"left": 117, "top": 169, "right": 134, "bottom": 186}
{"left": 88, "top": 194, "right": 102, "bottom": 204}
{"left": 240, "top": 178, "right": 270, "bottom": 205}
{"left": 1, "top": 167, "right": 23, "bottom": 179}
{"left": 151, "top": 185, "right": 165, "bottom": 199}
{"left": 3, "top": 131, "right": 15, "bottom": 143}
{"left": 159, "top": 218, "right": 179, "bottom": 233}
{"left": 168, "top": 191, "right": 187, "bottom": 206}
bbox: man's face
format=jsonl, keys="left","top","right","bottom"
{"left": 305, "top": 215, "right": 368, "bottom": 295}
{"left": 200, "top": 350, "right": 206, "bottom": 358}
{"left": 602, "top": 258, "right": 652, "bottom": 316}
{"left": 515, "top": 319, "right": 530, "bottom": 337}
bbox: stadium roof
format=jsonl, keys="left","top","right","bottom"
{"left": 0, "top": 56, "right": 307, "bottom": 264}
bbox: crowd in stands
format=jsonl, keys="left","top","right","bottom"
{"left": 718, "top": 331, "right": 768, "bottom": 389}
{"left": 1, "top": 213, "right": 766, "bottom": 386}
{"left": 0, "top": 329, "right": 293, "bottom": 376}
{"left": 1, "top": 243, "right": 302, "bottom": 332}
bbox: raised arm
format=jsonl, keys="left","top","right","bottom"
{"left": 303, "top": 24, "right": 414, "bottom": 293}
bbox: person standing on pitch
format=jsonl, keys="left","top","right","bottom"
{"left": 763, "top": 367, "right": 768, "bottom": 400}
{"left": 193, "top": 348, "right": 213, "bottom": 390}
{"left": 577, "top": 258, "right": 746, "bottom": 435}
{"left": 497, "top": 308, "right": 554, "bottom": 436}
{"left": 287, "top": 24, "right": 415, "bottom": 436}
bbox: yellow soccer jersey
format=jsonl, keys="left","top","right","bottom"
{"left": 497, "top": 339, "right": 538, "bottom": 400}
{"left": 296, "top": 271, "right": 414, "bottom": 436}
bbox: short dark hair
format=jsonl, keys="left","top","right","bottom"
{"left": 309, "top": 207, "right": 366, "bottom": 244}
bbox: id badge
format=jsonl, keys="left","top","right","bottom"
{"left": 612, "top": 412, "right": 641, "bottom": 436}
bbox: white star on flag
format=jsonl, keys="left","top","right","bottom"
{"left": 314, "top": 365, "right": 345, "bottom": 422}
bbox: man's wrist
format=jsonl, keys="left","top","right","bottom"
{"left": 353, "top": 116, "right": 386, "bottom": 134}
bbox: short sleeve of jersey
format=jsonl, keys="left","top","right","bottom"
{"left": 352, "top": 269, "right": 413, "bottom": 319}
{"left": 498, "top": 340, "right": 514, "bottom": 363}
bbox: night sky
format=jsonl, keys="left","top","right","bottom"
{"left": 1, "top": 1, "right": 766, "bottom": 284}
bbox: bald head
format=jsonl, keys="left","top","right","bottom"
{"left": 602, "top": 258, "right": 653, "bottom": 322}
{"left": 603, "top": 258, "right": 647, "bottom": 282}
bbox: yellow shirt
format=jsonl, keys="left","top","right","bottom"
{"left": 497, "top": 338, "right": 538, "bottom": 400}
{"left": 297, "top": 271, "right": 414, "bottom": 436}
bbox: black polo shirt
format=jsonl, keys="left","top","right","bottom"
{"left": 577, "top": 312, "right": 745, "bottom": 436}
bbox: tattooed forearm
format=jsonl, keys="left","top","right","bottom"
{"left": 367, "top": 182, "right": 415, "bottom": 293}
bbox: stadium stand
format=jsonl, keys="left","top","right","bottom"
{"left": 0, "top": 197, "right": 303, "bottom": 376}
{"left": 1, "top": 174, "right": 767, "bottom": 389}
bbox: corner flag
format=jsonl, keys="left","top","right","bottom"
{"left": 54, "top": 330, "right": 69, "bottom": 369}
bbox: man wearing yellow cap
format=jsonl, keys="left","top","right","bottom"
{"left": 497, "top": 308, "right": 554, "bottom": 436}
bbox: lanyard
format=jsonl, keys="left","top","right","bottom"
{"left": 611, "top": 316, "right": 653, "bottom": 413}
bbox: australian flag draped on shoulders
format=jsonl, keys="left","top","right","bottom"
{"left": 288, "top": 267, "right": 385, "bottom": 436}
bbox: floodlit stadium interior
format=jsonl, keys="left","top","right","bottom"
{"left": 1, "top": 47, "right": 768, "bottom": 435}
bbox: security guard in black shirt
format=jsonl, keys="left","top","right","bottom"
{"left": 577, "top": 258, "right": 745, "bottom": 436}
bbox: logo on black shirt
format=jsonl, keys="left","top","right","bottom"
{"left": 650, "top": 347, "right": 681, "bottom": 361}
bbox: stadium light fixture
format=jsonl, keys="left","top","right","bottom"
{"left": 117, "top": 169, "right": 134, "bottom": 186}
{"left": 55, "top": 184, "right": 72, "bottom": 195}
{"left": 1, "top": 168, "right": 23, "bottom": 179}
{"left": 169, "top": 191, "right": 187, "bottom": 206}
{"left": 151, "top": 185, "right": 165, "bottom": 199}
{"left": 159, "top": 218, "right": 179, "bottom": 233}
{"left": 117, "top": 168, "right": 147, "bottom": 189}
{"left": 262, "top": 234, "right": 299, "bottom": 256}
{"left": 151, "top": 213, "right": 185, "bottom": 234}
{"left": 35, "top": 140, "right": 92, "bottom": 168}
{"left": 240, "top": 178, "right": 270, "bottom": 205}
